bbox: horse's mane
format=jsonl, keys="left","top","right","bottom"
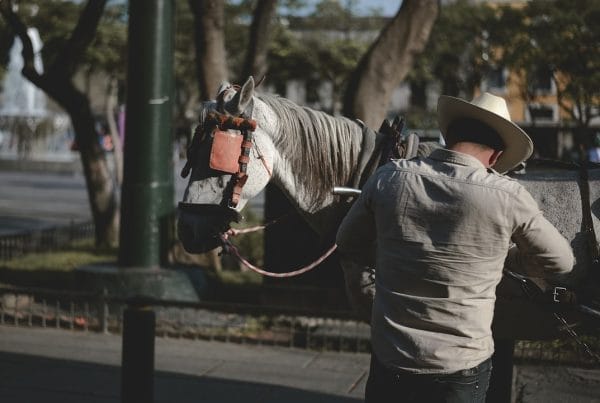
{"left": 258, "top": 93, "right": 364, "bottom": 207}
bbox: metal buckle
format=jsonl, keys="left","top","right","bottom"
{"left": 553, "top": 287, "right": 567, "bottom": 303}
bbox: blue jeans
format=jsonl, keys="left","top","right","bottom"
{"left": 365, "top": 354, "right": 492, "bottom": 403}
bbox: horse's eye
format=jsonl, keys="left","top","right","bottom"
{"left": 217, "top": 176, "right": 225, "bottom": 188}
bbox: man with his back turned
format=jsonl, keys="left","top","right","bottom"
{"left": 336, "top": 92, "right": 574, "bottom": 402}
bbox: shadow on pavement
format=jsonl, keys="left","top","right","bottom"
{"left": 0, "top": 351, "right": 361, "bottom": 403}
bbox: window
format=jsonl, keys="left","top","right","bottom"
{"left": 485, "top": 67, "right": 507, "bottom": 91}
{"left": 529, "top": 67, "right": 554, "bottom": 94}
{"left": 526, "top": 103, "right": 558, "bottom": 122}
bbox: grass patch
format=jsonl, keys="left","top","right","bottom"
{"left": 0, "top": 238, "right": 116, "bottom": 272}
{"left": 0, "top": 236, "right": 262, "bottom": 289}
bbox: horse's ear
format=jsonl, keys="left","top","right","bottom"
{"left": 216, "top": 81, "right": 231, "bottom": 99}
{"left": 226, "top": 76, "right": 255, "bottom": 115}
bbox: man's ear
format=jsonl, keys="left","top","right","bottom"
{"left": 489, "top": 150, "right": 503, "bottom": 167}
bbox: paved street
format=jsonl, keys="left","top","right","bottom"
{"left": 0, "top": 161, "right": 264, "bottom": 236}
{"left": 0, "top": 170, "right": 90, "bottom": 235}
{"left": 0, "top": 326, "right": 368, "bottom": 403}
{"left": 0, "top": 161, "right": 187, "bottom": 235}
{"left": 2, "top": 325, "right": 600, "bottom": 403}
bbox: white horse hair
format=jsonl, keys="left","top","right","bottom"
{"left": 259, "top": 93, "right": 364, "bottom": 208}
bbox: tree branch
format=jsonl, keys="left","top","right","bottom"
{"left": 242, "top": 0, "right": 278, "bottom": 81}
{"left": 50, "top": 0, "right": 108, "bottom": 79}
{"left": 189, "top": 0, "right": 228, "bottom": 99}
{"left": 342, "top": 0, "right": 439, "bottom": 127}
{"left": 0, "top": 0, "right": 44, "bottom": 86}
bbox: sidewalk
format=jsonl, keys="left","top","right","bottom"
{"left": 2, "top": 326, "right": 600, "bottom": 402}
{"left": 0, "top": 326, "right": 368, "bottom": 403}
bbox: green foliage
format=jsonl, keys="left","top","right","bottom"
{"left": 0, "top": 239, "right": 116, "bottom": 272}
{"left": 267, "top": 0, "right": 380, "bottom": 109}
{"left": 223, "top": 1, "right": 253, "bottom": 82}
{"left": 403, "top": 106, "right": 437, "bottom": 131}
{"left": 86, "top": 2, "right": 127, "bottom": 79}
{"left": 494, "top": 0, "right": 600, "bottom": 127}
{"left": 408, "top": 0, "right": 599, "bottom": 133}
{"left": 10, "top": 1, "right": 125, "bottom": 77}
{"left": 174, "top": 0, "right": 196, "bottom": 83}
{"left": 19, "top": 0, "right": 82, "bottom": 68}
{"left": 173, "top": 0, "right": 200, "bottom": 128}
{"left": 1, "top": 0, "right": 126, "bottom": 105}
{"left": 409, "top": 0, "right": 497, "bottom": 99}
{"left": 266, "top": 24, "right": 310, "bottom": 93}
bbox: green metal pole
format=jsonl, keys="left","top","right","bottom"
{"left": 119, "top": 0, "right": 174, "bottom": 269}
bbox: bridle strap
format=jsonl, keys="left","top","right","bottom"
{"left": 205, "top": 111, "right": 257, "bottom": 132}
{"left": 178, "top": 202, "right": 242, "bottom": 223}
{"left": 229, "top": 118, "right": 255, "bottom": 208}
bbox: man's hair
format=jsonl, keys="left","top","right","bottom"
{"left": 445, "top": 118, "right": 505, "bottom": 151}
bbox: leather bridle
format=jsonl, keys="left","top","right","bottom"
{"left": 178, "top": 108, "right": 258, "bottom": 219}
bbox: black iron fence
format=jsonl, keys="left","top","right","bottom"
{"left": 0, "top": 285, "right": 599, "bottom": 367}
{"left": 0, "top": 221, "right": 95, "bottom": 261}
{"left": 0, "top": 285, "right": 371, "bottom": 353}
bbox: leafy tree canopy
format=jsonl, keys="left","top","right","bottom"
{"left": 494, "top": 0, "right": 600, "bottom": 127}
{"left": 409, "top": 0, "right": 497, "bottom": 99}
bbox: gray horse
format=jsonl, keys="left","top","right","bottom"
{"left": 178, "top": 77, "right": 599, "bottom": 340}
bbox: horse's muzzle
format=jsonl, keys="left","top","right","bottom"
{"left": 177, "top": 203, "right": 241, "bottom": 254}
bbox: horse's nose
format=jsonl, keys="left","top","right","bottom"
{"left": 177, "top": 211, "right": 223, "bottom": 254}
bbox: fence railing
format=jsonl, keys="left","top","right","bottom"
{"left": 0, "top": 285, "right": 371, "bottom": 352}
{"left": 0, "top": 221, "right": 95, "bottom": 261}
{"left": 0, "top": 284, "right": 599, "bottom": 367}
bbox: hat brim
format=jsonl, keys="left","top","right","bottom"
{"left": 437, "top": 95, "right": 533, "bottom": 173}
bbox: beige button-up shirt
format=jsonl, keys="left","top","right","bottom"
{"left": 336, "top": 148, "right": 574, "bottom": 374}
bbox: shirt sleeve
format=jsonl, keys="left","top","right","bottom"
{"left": 507, "top": 185, "right": 574, "bottom": 277}
{"left": 336, "top": 174, "right": 378, "bottom": 267}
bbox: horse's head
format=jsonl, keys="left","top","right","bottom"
{"left": 178, "top": 77, "right": 275, "bottom": 253}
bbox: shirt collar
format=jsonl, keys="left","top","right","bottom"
{"left": 428, "top": 148, "right": 486, "bottom": 170}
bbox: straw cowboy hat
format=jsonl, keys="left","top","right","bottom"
{"left": 437, "top": 92, "right": 533, "bottom": 173}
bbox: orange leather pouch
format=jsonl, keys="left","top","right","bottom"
{"left": 209, "top": 130, "right": 243, "bottom": 174}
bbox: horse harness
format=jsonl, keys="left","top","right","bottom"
{"left": 179, "top": 110, "right": 263, "bottom": 220}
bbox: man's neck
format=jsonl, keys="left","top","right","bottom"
{"left": 448, "top": 142, "right": 494, "bottom": 168}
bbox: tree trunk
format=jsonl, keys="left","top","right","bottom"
{"left": 343, "top": 0, "right": 438, "bottom": 128}
{"left": 106, "top": 76, "right": 123, "bottom": 186}
{"left": 241, "top": 0, "right": 278, "bottom": 81}
{"left": 189, "top": 0, "right": 228, "bottom": 100}
{"left": 62, "top": 83, "right": 119, "bottom": 247}
{"left": 0, "top": 0, "right": 119, "bottom": 247}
